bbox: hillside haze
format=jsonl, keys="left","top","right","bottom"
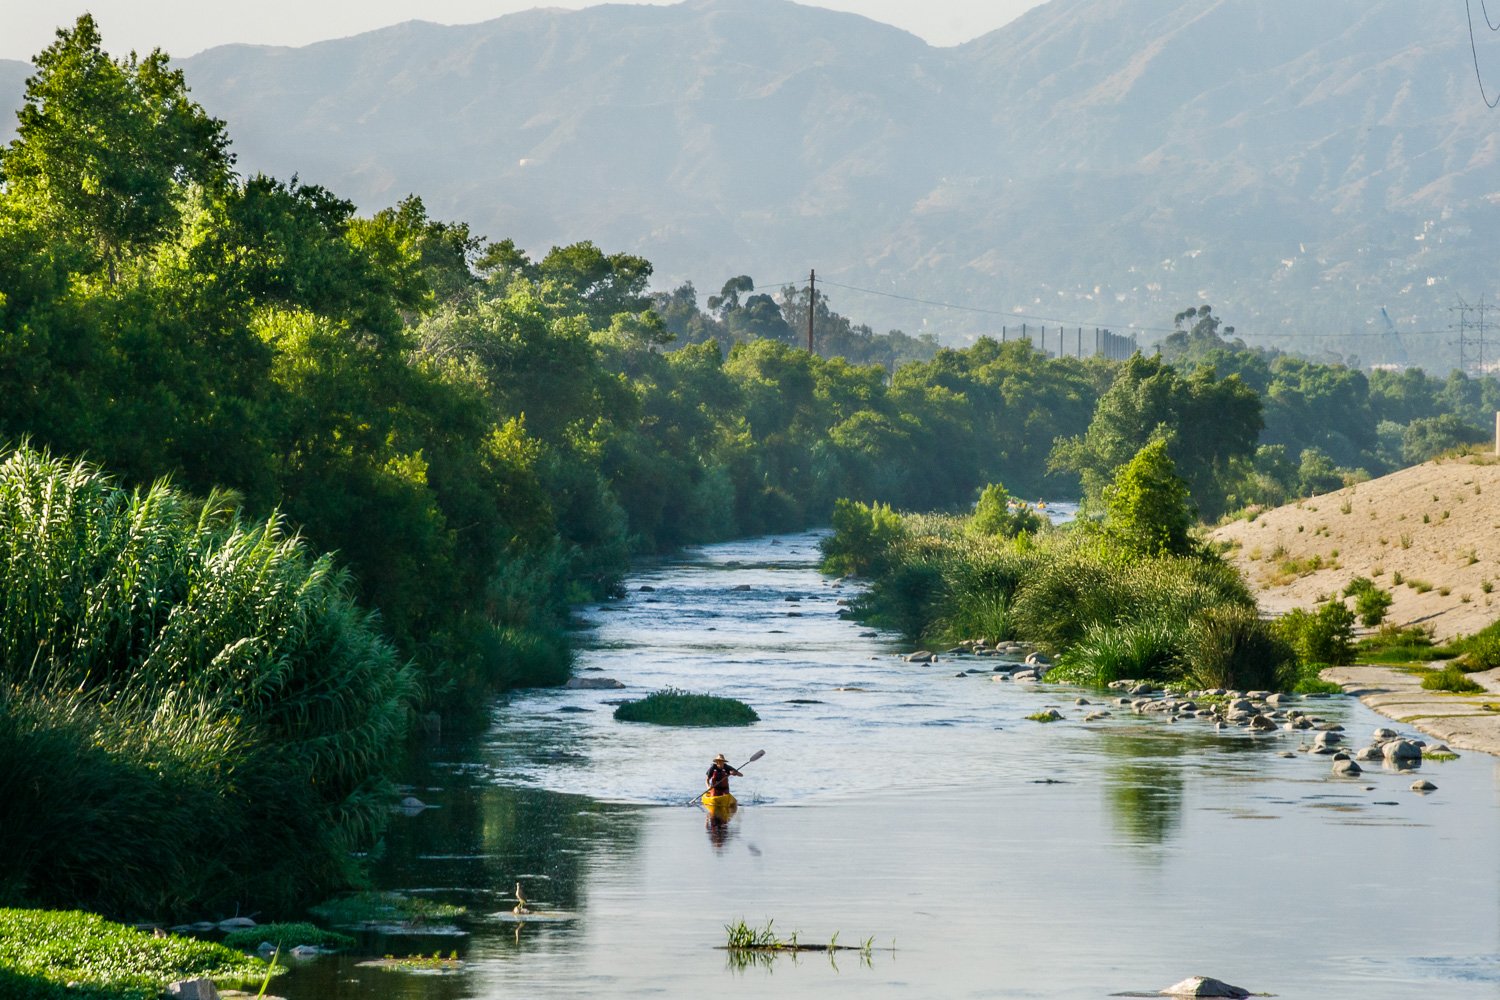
{"left": 4, "top": 0, "right": 1496, "bottom": 366}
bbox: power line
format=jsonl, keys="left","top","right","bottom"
{"left": 815, "top": 276, "right": 1468, "bottom": 342}
{"left": 816, "top": 277, "right": 1183, "bottom": 334}
{"left": 1483, "top": 0, "right": 1500, "bottom": 30}
{"left": 1468, "top": 0, "right": 1500, "bottom": 108}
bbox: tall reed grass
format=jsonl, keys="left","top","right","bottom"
{"left": 0, "top": 444, "right": 415, "bottom": 916}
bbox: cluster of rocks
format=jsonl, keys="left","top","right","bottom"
{"left": 907, "top": 641, "right": 1055, "bottom": 683}
{"left": 1100, "top": 680, "right": 1453, "bottom": 791}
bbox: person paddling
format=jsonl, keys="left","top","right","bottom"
{"left": 705, "top": 753, "right": 742, "bottom": 798}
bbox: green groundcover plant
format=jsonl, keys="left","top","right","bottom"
{"left": 0, "top": 909, "right": 273, "bottom": 1000}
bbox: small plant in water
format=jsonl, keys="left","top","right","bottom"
{"left": 614, "top": 688, "right": 759, "bottom": 726}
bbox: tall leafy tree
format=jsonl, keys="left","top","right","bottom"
{"left": 0, "top": 15, "right": 233, "bottom": 274}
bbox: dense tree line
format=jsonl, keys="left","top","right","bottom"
{"left": 4, "top": 19, "right": 1497, "bottom": 722}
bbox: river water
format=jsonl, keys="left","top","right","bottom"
{"left": 276, "top": 531, "right": 1500, "bottom": 999}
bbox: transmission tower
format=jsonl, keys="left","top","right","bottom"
{"left": 1452, "top": 298, "right": 1474, "bottom": 375}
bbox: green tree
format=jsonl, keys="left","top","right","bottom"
{"left": 0, "top": 15, "right": 233, "bottom": 274}
{"left": 970, "top": 483, "right": 1042, "bottom": 539}
{"left": 1103, "top": 439, "right": 1196, "bottom": 558}
{"left": 1051, "top": 352, "right": 1260, "bottom": 518}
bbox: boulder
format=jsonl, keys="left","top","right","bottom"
{"left": 1411, "top": 779, "right": 1438, "bottom": 792}
{"left": 217, "top": 917, "right": 256, "bottom": 931}
{"left": 1160, "top": 976, "right": 1250, "bottom": 998}
{"left": 1354, "top": 746, "right": 1383, "bottom": 761}
{"left": 565, "top": 677, "right": 625, "bottom": 689}
{"left": 1382, "top": 739, "right": 1423, "bottom": 764}
{"left": 905, "top": 651, "right": 935, "bottom": 663}
{"left": 167, "top": 980, "right": 220, "bottom": 1000}
{"left": 1031, "top": 709, "right": 1064, "bottom": 722}
{"left": 1332, "top": 759, "right": 1362, "bottom": 776}
{"left": 1025, "top": 651, "right": 1053, "bottom": 667}
{"left": 1312, "top": 730, "right": 1342, "bottom": 747}
{"left": 1373, "top": 727, "right": 1399, "bottom": 741}
{"left": 1249, "top": 715, "right": 1277, "bottom": 732}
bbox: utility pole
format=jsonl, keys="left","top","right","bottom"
{"left": 807, "top": 269, "right": 816, "bottom": 354}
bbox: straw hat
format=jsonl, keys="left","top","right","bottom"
{"left": 712, "top": 753, "right": 728, "bottom": 764}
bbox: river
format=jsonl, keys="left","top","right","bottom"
{"left": 273, "top": 531, "right": 1500, "bottom": 999}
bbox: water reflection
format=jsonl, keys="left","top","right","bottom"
{"left": 271, "top": 735, "right": 646, "bottom": 997}
{"left": 1098, "top": 730, "right": 1188, "bottom": 845}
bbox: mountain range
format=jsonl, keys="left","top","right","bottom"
{"left": 4, "top": 0, "right": 1498, "bottom": 369}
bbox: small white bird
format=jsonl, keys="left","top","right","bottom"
{"left": 513, "top": 881, "right": 530, "bottom": 915}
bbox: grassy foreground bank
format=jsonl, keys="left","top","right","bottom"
{"left": 0, "top": 909, "right": 272, "bottom": 1000}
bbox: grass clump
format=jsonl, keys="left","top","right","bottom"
{"left": 612, "top": 688, "right": 758, "bottom": 726}
{"left": 1422, "top": 667, "right": 1486, "bottom": 694}
{"left": 0, "top": 908, "right": 273, "bottom": 1000}
{"left": 221, "top": 922, "right": 355, "bottom": 952}
{"left": 1291, "top": 662, "right": 1345, "bottom": 695}
{"left": 1456, "top": 619, "right": 1500, "bottom": 672}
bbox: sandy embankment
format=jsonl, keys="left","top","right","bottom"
{"left": 1209, "top": 453, "right": 1500, "bottom": 756}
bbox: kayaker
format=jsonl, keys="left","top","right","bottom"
{"left": 705, "top": 753, "right": 741, "bottom": 797}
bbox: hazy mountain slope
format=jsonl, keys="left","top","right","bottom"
{"left": 3, "top": 1, "right": 1497, "bottom": 365}
{"left": 0, "top": 60, "right": 28, "bottom": 144}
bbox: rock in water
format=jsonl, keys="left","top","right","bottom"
{"left": 1382, "top": 739, "right": 1422, "bottom": 764}
{"left": 166, "top": 980, "right": 220, "bottom": 1000}
{"left": 1160, "top": 976, "right": 1250, "bottom": 998}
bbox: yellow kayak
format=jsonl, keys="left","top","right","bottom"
{"left": 700, "top": 791, "right": 737, "bottom": 816}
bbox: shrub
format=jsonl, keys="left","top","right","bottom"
{"left": 820, "top": 499, "right": 904, "bottom": 576}
{"left": 613, "top": 688, "right": 759, "bottom": 726}
{"left": 1343, "top": 577, "right": 1394, "bottom": 627}
{"left": 1276, "top": 601, "right": 1356, "bottom": 666}
{"left": 970, "top": 483, "right": 1042, "bottom": 539}
{"left": 1183, "top": 605, "right": 1296, "bottom": 691}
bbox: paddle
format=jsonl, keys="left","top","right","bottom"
{"left": 688, "top": 749, "right": 765, "bottom": 805}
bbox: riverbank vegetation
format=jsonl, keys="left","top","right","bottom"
{"left": 0, "top": 909, "right": 273, "bottom": 1000}
{"left": 613, "top": 689, "right": 759, "bottom": 726}
{"left": 7, "top": 15, "right": 1500, "bottom": 922}
{"left": 0, "top": 445, "right": 412, "bottom": 916}
{"left": 826, "top": 448, "right": 1307, "bottom": 692}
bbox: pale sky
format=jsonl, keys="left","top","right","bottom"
{"left": 2, "top": 1, "right": 1048, "bottom": 63}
